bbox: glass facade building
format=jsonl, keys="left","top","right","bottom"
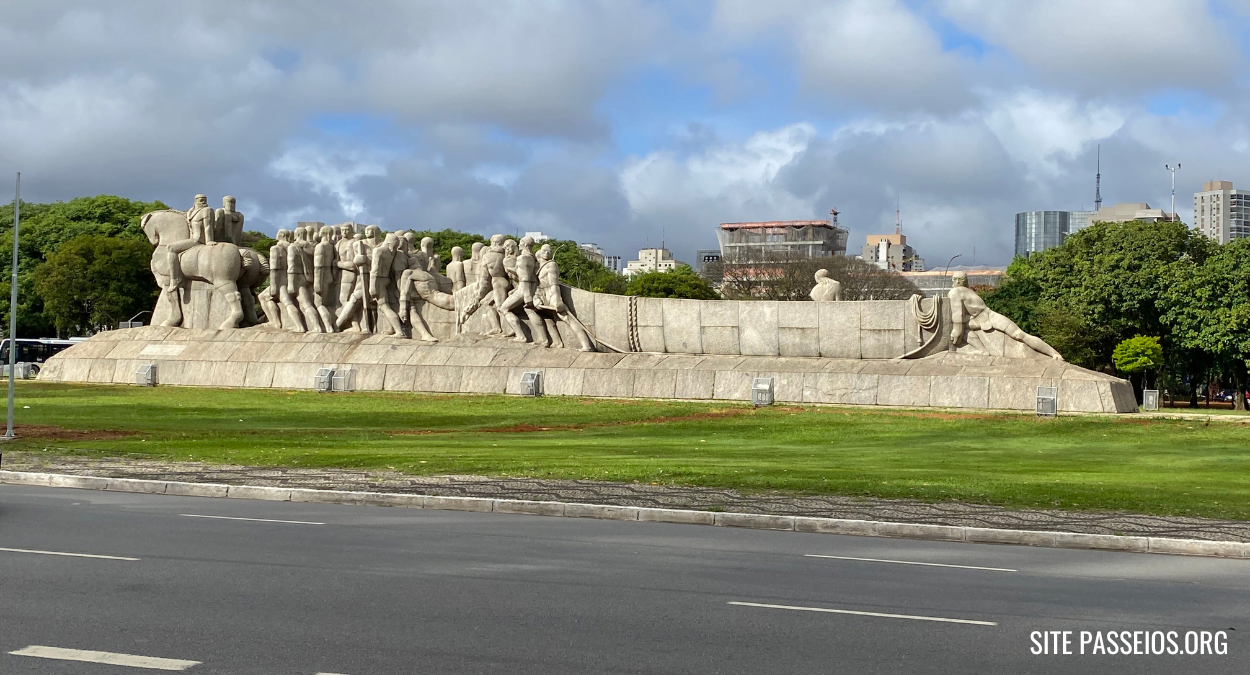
{"left": 1015, "top": 211, "right": 1072, "bottom": 258}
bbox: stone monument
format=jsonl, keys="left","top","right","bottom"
{"left": 41, "top": 197, "right": 1136, "bottom": 414}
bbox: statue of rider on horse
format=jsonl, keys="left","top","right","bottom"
{"left": 142, "top": 195, "right": 268, "bottom": 330}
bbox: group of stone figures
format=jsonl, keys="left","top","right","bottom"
{"left": 141, "top": 195, "right": 594, "bottom": 350}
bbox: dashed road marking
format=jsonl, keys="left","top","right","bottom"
{"left": 728, "top": 601, "right": 997, "bottom": 626}
{"left": 0, "top": 547, "right": 139, "bottom": 561}
{"left": 9, "top": 645, "right": 200, "bottom": 670}
{"left": 179, "top": 513, "right": 324, "bottom": 525}
{"left": 805, "top": 553, "right": 1016, "bottom": 572}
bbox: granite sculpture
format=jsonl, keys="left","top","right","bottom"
{"left": 809, "top": 269, "right": 843, "bottom": 302}
{"left": 58, "top": 208, "right": 1137, "bottom": 412}
{"left": 143, "top": 197, "right": 250, "bottom": 330}
{"left": 948, "top": 271, "right": 1063, "bottom": 360}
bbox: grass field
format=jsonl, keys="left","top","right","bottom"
{"left": 7, "top": 381, "right": 1250, "bottom": 520}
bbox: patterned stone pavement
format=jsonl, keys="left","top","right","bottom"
{"left": 4, "top": 451, "right": 1247, "bottom": 543}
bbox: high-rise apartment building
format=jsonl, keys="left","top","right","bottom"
{"left": 1193, "top": 180, "right": 1250, "bottom": 244}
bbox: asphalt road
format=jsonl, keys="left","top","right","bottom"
{"left": 1, "top": 484, "right": 1246, "bottom": 674}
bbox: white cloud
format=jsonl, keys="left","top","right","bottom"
{"left": 938, "top": 0, "right": 1239, "bottom": 94}
{"left": 622, "top": 123, "right": 817, "bottom": 215}
{"left": 268, "top": 147, "right": 389, "bottom": 218}
{"left": 982, "top": 90, "right": 1125, "bottom": 181}
{"left": 712, "top": 0, "right": 971, "bottom": 112}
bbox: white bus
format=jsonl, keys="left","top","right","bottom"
{"left": 0, "top": 338, "right": 85, "bottom": 376}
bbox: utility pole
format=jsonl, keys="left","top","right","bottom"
{"left": 4, "top": 173, "right": 18, "bottom": 440}
{"left": 1165, "top": 163, "right": 1181, "bottom": 221}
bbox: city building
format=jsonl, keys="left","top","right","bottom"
{"left": 1016, "top": 203, "right": 1173, "bottom": 257}
{"left": 900, "top": 267, "right": 1006, "bottom": 297}
{"left": 578, "top": 243, "right": 606, "bottom": 266}
{"left": 623, "top": 247, "right": 686, "bottom": 277}
{"left": 604, "top": 255, "right": 621, "bottom": 274}
{"left": 1194, "top": 180, "right": 1250, "bottom": 244}
{"left": 695, "top": 249, "right": 721, "bottom": 277}
{"left": 716, "top": 210, "right": 848, "bottom": 263}
{"left": 1015, "top": 211, "right": 1077, "bottom": 257}
{"left": 860, "top": 233, "right": 924, "bottom": 271}
{"left": 1088, "top": 202, "right": 1171, "bottom": 224}
{"left": 524, "top": 231, "right": 550, "bottom": 242}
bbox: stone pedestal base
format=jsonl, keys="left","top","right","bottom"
{"left": 39, "top": 327, "right": 1137, "bottom": 413}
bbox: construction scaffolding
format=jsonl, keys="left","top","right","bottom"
{"left": 716, "top": 211, "right": 849, "bottom": 263}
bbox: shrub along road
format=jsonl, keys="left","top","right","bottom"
{"left": 7, "top": 382, "right": 1250, "bottom": 521}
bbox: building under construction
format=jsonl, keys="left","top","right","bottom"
{"left": 716, "top": 210, "right": 849, "bottom": 263}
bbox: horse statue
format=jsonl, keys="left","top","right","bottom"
{"left": 237, "top": 247, "right": 270, "bottom": 326}
{"left": 142, "top": 209, "right": 251, "bottom": 329}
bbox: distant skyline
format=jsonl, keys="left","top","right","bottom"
{"left": 2, "top": 1, "right": 1248, "bottom": 266}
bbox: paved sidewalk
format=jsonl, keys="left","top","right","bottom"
{"left": 3, "top": 450, "right": 1247, "bottom": 543}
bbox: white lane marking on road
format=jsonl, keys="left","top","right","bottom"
{"left": 805, "top": 553, "right": 1016, "bottom": 572}
{"left": 728, "top": 601, "right": 997, "bottom": 626}
{"left": 0, "top": 547, "right": 139, "bottom": 561}
{"left": 179, "top": 514, "right": 324, "bottom": 525}
{"left": 9, "top": 645, "right": 200, "bottom": 670}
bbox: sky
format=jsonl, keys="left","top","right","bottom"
{"left": 3, "top": 0, "right": 1250, "bottom": 267}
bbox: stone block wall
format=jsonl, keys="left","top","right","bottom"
{"left": 561, "top": 288, "right": 931, "bottom": 359}
{"left": 39, "top": 326, "right": 1138, "bottom": 413}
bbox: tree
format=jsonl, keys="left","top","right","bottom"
{"left": 33, "top": 235, "right": 159, "bottom": 336}
{"left": 545, "top": 239, "right": 627, "bottom": 294}
{"left": 718, "top": 253, "right": 919, "bottom": 301}
{"left": 981, "top": 219, "right": 1213, "bottom": 371}
{"left": 242, "top": 230, "right": 276, "bottom": 255}
{"left": 1161, "top": 237, "right": 1250, "bottom": 409}
{"left": 626, "top": 265, "right": 720, "bottom": 299}
{"left": 0, "top": 194, "right": 167, "bottom": 337}
{"left": 1112, "top": 336, "right": 1164, "bottom": 396}
{"left": 408, "top": 228, "right": 488, "bottom": 263}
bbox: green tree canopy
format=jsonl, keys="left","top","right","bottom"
{"left": 33, "top": 234, "right": 159, "bottom": 336}
{"left": 625, "top": 265, "right": 720, "bottom": 299}
{"left": 983, "top": 219, "right": 1213, "bottom": 370}
{"left": 1112, "top": 336, "right": 1164, "bottom": 374}
{"left": 1160, "top": 237, "right": 1250, "bottom": 391}
{"left": 0, "top": 195, "right": 166, "bottom": 337}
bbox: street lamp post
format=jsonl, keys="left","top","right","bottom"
{"left": 1165, "top": 163, "right": 1181, "bottom": 221}
{"left": 4, "top": 173, "right": 18, "bottom": 441}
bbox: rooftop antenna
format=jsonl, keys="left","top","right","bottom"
{"left": 895, "top": 194, "right": 901, "bottom": 235}
{"left": 1094, "top": 144, "right": 1102, "bottom": 212}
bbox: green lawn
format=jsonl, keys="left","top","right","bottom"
{"left": 7, "top": 381, "right": 1250, "bottom": 520}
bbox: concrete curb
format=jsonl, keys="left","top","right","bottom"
{"left": 3, "top": 470, "right": 1247, "bottom": 560}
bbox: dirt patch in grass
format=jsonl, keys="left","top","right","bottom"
{"left": 15, "top": 425, "right": 135, "bottom": 442}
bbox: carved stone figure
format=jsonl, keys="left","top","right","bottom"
{"left": 465, "top": 241, "right": 484, "bottom": 287}
{"left": 313, "top": 226, "right": 339, "bottom": 332}
{"left": 142, "top": 204, "right": 244, "bottom": 330}
{"left": 475, "top": 234, "right": 509, "bottom": 335}
{"left": 215, "top": 196, "right": 244, "bottom": 246}
{"left": 362, "top": 225, "right": 381, "bottom": 250}
{"left": 446, "top": 246, "right": 467, "bottom": 293}
{"left": 949, "top": 271, "right": 1062, "bottom": 360}
{"left": 334, "top": 223, "right": 366, "bottom": 331}
{"left": 536, "top": 244, "right": 595, "bottom": 352}
{"left": 810, "top": 269, "right": 843, "bottom": 302}
{"left": 369, "top": 233, "right": 405, "bottom": 336}
{"left": 163, "top": 194, "right": 213, "bottom": 297}
{"left": 264, "top": 230, "right": 302, "bottom": 331}
{"left": 287, "top": 228, "right": 323, "bottom": 332}
{"left": 499, "top": 236, "right": 548, "bottom": 344}
{"left": 236, "top": 246, "right": 268, "bottom": 327}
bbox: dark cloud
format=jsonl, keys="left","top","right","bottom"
{"left": 0, "top": 0, "right": 1247, "bottom": 271}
